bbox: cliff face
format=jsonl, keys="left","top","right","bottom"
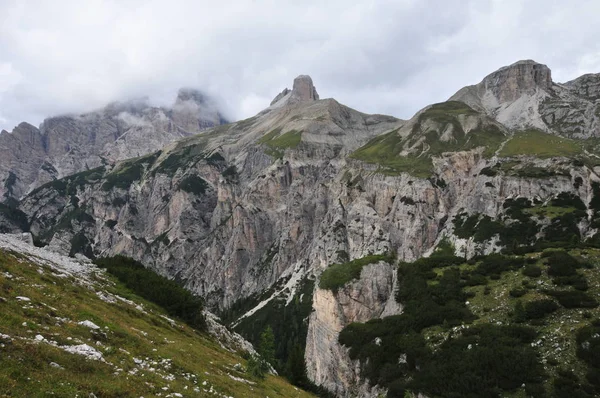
{"left": 7, "top": 65, "right": 600, "bottom": 396}
{"left": 305, "top": 262, "right": 401, "bottom": 397}
{"left": 0, "top": 89, "right": 226, "bottom": 202}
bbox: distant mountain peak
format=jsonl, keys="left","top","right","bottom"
{"left": 269, "top": 74, "right": 320, "bottom": 107}
{"left": 175, "top": 88, "right": 209, "bottom": 105}
{"left": 481, "top": 59, "right": 552, "bottom": 102}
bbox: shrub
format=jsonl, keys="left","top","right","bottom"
{"left": 523, "top": 264, "right": 542, "bottom": 277}
{"left": 545, "top": 290, "right": 598, "bottom": 309}
{"left": 509, "top": 288, "right": 528, "bottom": 298}
{"left": 523, "top": 299, "right": 559, "bottom": 320}
{"left": 319, "top": 254, "right": 394, "bottom": 291}
{"left": 546, "top": 251, "right": 580, "bottom": 276}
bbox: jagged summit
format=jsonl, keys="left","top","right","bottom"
{"left": 175, "top": 87, "right": 210, "bottom": 105}
{"left": 269, "top": 75, "right": 320, "bottom": 108}
{"left": 480, "top": 59, "right": 552, "bottom": 102}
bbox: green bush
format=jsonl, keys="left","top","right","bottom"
{"left": 319, "top": 254, "right": 394, "bottom": 291}
{"left": 523, "top": 299, "right": 559, "bottom": 320}
{"left": 523, "top": 264, "right": 542, "bottom": 277}
{"left": 545, "top": 290, "right": 598, "bottom": 309}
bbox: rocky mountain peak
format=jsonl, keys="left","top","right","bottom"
{"left": 291, "top": 75, "right": 319, "bottom": 102}
{"left": 269, "top": 75, "right": 320, "bottom": 107}
{"left": 482, "top": 59, "right": 552, "bottom": 103}
{"left": 175, "top": 88, "right": 209, "bottom": 106}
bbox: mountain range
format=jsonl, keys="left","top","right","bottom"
{"left": 2, "top": 60, "right": 600, "bottom": 397}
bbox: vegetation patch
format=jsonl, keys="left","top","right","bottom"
{"left": 258, "top": 128, "right": 303, "bottom": 159}
{"left": 339, "top": 246, "right": 600, "bottom": 397}
{"left": 499, "top": 129, "right": 583, "bottom": 158}
{"left": 0, "top": 249, "right": 311, "bottom": 397}
{"left": 350, "top": 102, "right": 505, "bottom": 178}
{"left": 153, "top": 145, "right": 204, "bottom": 175}
{"left": 102, "top": 153, "right": 159, "bottom": 191}
{"left": 94, "top": 255, "right": 206, "bottom": 331}
{"left": 178, "top": 174, "right": 209, "bottom": 195}
{"left": 319, "top": 254, "right": 395, "bottom": 291}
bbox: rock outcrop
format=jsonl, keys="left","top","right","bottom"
{"left": 450, "top": 59, "right": 600, "bottom": 138}
{"left": 305, "top": 262, "right": 401, "bottom": 397}
{"left": 269, "top": 75, "right": 320, "bottom": 108}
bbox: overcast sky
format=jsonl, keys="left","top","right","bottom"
{"left": 1, "top": 0, "right": 599, "bottom": 131}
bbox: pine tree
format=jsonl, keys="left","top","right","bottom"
{"left": 259, "top": 326, "right": 276, "bottom": 367}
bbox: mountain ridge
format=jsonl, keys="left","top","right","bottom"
{"left": 5, "top": 62, "right": 600, "bottom": 397}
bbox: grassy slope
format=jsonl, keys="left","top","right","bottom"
{"left": 258, "top": 128, "right": 303, "bottom": 159}
{"left": 499, "top": 129, "right": 584, "bottom": 158}
{"left": 351, "top": 101, "right": 506, "bottom": 177}
{"left": 0, "top": 249, "right": 313, "bottom": 398}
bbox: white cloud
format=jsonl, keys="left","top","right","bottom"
{"left": 0, "top": 0, "right": 599, "bottom": 131}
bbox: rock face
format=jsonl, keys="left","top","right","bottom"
{"left": 269, "top": 75, "right": 320, "bottom": 108}
{"left": 305, "top": 262, "right": 401, "bottom": 397}
{"left": 0, "top": 90, "right": 227, "bottom": 202}
{"left": 450, "top": 59, "right": 600, "bottom": 137}
{"left": 7, "top": 65, "right": 600, "bottom": 396}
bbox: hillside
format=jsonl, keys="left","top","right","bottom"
{"left": 4, "top": 61, "right": 600, "bottom": 397}
{"left": 0, "top": 233, "right": 312, "bottom": 397}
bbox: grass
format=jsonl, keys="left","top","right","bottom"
{"left": 351, "top": 101, "right": 506, "bottom": 177}
{"left": 319, "top": 254, "right": 394, "bottom": 291}
{"left": 499, "top": 129, "right": 583, "bottom": 158}
{"left": 258, "top": 128, "right": 303, "bottom": 159}
{"left": 0, "top": 249, "right": 313, "bottom": 397}
{"left": 101, "top": 152, "right": 160, "bottom": 191}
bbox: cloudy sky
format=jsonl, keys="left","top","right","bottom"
{"left": 0, "top": 0, "right": 599, "bottom": 131}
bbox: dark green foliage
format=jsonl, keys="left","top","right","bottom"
{"left": 551, "top": 192, "right": 586, "bottom": 210}
{"left": 475, "top": 254, "right": 525, "bottom": 276}
{"left": 589, "top": 182, "right": 600, "bottom": 211}
{"left": 30, "top": 166, "right": 106, "bottom": 197}
{"left": 226, "top": 279, "right": 316, "bottom": 389}
{"left": 509, "top": 288, "right": 528, "bottom": 298}
{"left": 523, "top": 264, "right": 543, "bottom": 277}
{"left": 453, "top": 212, "right": 538, "bottom": 249}
{"left": 94, "top": 256, "right": 206, "bottom": 331}
{"left": 259, "top": 326, "right": 276, "bottom": 366}
{"left": 102, "top": 156, "right": 154, "bottom": 191}
{"left": 545, "top": 290, "right": 598, "bottom": 309}
{"left": 69, "top": 231, "right": 94, "bottom": 258}
{"left": 0, "top": 203, "right": 29, "bottom": 232}
{"left": 480, "top": 166, "right": 498, "bottom": 177}
{"left": 247, "top": 326, "right": 276, "bottom": 379}
{"left": 553, "top": 369, "right": 595, "bottom": 398}
{"left": 410, "top": 325, "right": 544, "bottom": 398}
{"left": 153, "top": 146, "right": 203, "bottom": 175}
{"left": 399, "top": 196, "right": 415, "bottom": 206}
{"left": 104, "top": 220, "right": 117, "bottom": 229}
{"left": 319, "top": 254, "right": 394, "bottom": 291}
{"left": 546, "top": 251, "right": 581, "bottom": 276}
{"left": 178, "top": 175, "right": 209, "bottom": 195}
{"left": 523, "top": 299, "right": 559, "bottom": 320}
{"left": 247, "top": 354, "right": 270, "bottom": 379}
{"left": 544, "top": 213, "right": 584, "bottom": 244}
{"left": 221, "top": 165, "right": 238, "bottom": 182}
{"left": 576, "top": 323, "right": 600, "bottom": 391}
